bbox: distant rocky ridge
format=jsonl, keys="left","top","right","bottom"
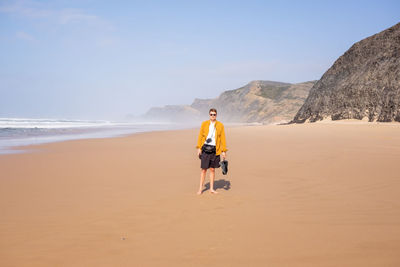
{"left": 143, "top": 80, "right": 316, "bottom": 123}
{"left": 143, "top": 105, "right": 201, "bottom": 122}
{"left": 292, "top": 22, "right": 400, "bottom": 123}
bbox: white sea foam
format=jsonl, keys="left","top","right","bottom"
{"left": 0, "top": 118, "right": 173, "bottom": 129}
{"left": 0, "top": 118, "right": 188, "bottom": 154}
{"left": 0, "top": 118, "right": 109, "bottom": 129}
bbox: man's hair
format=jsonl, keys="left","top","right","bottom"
{"left": 209, "top": 108, "right": 217, "bottom": 114}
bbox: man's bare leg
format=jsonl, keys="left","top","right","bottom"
{"left": 197, "top": 169, "right": 207, "bottom": 195}
{"left": 209, "top": 168, "right": 218, "bottom": 194}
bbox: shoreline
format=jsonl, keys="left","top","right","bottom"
{"left": 0, "top": 121, "right": 264, "bottom": 155}
{"left": 0, "top": 123, "right": 196, "bottom": 155}
{"left": 2, "top": 120, "right": 399, "bottom": 156}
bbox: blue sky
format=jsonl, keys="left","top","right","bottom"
{"left": 1, "top": 0, "right": 399, "bottom": 120}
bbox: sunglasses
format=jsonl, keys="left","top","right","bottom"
{"left": 209, "top": 113, "right": 217, "bottom": 116}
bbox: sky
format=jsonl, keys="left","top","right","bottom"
{"left": 1, "top": 0, "right": 399, "bottom": 120}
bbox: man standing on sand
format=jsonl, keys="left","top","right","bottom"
{"left": 196, "top": 108, "right": 227, "bottom": 195}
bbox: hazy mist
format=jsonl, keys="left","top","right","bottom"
{"left": 1, "top": 0, "right": 399, "bottom": 120}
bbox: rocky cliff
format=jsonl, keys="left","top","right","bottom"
{"left": 191, "top": 80, "right": 316, "bottom": 123}
{"left": 292, "top": 22, "right": 400, "bottom": 123}
{"left": 143, "top": 80, "right": 316, "bottom": 123}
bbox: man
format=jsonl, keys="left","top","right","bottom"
{"left": 196, "top": 108, "right": 227, "bottom": 195}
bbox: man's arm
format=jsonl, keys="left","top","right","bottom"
{"left": 196, "top": 122, "right": 204, "bottom": 155}
{"left": 220, "top": 124, "right": 227, "bottom": 159}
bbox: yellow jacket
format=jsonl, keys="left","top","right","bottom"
{"left": 196, "top": 120, "right": 227, "bottom": 156}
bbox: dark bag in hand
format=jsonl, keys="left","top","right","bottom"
{"left": 220, "top": 160, "right": 228, "bottom": 175}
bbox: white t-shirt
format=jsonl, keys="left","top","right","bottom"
{"left": 204, "top": 121, "right": 217, "bottom": 146}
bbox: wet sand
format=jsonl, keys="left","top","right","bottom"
{"left": 1, "top": 123, "right": 400, "bottom": 266}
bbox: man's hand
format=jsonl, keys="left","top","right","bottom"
{"left": 221, "top": 151, "right": 226, "bottom": 160}
{"left": 197, "top": 148, "right": 202, "bottom": 157}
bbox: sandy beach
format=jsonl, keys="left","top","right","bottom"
{"left": 1, "top": 123, "right": 400, "bottom": 267}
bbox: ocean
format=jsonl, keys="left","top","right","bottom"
{"left": 0, "top": 118, "right": 189, "bottom": 154}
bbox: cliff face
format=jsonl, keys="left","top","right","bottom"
{"left": 292, "top": 22, "right": 400, "bottom": 123}
{"left": 191, "top": 80, "right": 315, "bottom": 123}
{"left": 143, "top": 80, "right": 315, "bottom": 123}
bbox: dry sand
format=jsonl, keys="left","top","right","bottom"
{"left": 1, "top": 123, "right": 400, "bottom": 267}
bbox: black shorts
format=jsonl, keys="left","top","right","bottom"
{"left": 200, "top": 152, "right": 220, "bottom": 169}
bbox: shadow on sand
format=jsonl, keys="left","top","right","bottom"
{"left": 202, "top": 179, "right": 231, "bottom": 193}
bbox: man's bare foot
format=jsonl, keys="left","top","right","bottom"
{"left": 210, "top": 190, "right": 218, "bottom": 194}
{"left": 197, "top": 190, "right": 202, "bottom": 195}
